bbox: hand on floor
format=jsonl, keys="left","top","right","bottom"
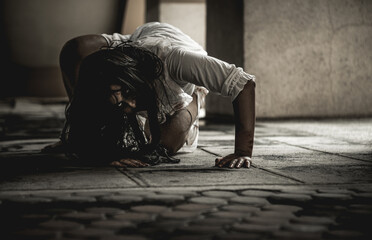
{"left": 215, "top": 154, "right": 252, "bottom": 169}
{"left": 110, "top": 158, "right": 150, "bottom": 168}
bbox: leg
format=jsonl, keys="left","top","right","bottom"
{"left": 59, "top": 34, "right": 108, "bottom": 99}
{"left": 160, "top": 93, "right": 199, "bottom": 154}
{"left": 42, "top": 35, "right": 107, "bottom": 153}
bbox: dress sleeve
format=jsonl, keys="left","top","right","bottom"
{"left": 166, "top": 48, "right": 256, "bottom": 101}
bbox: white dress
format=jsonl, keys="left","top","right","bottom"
{"left": 102, "top": 22, "right": 255, "bottom": 152}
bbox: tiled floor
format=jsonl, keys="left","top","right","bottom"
{"left": 0, "top": 98, "right": 371, "bottom": 239}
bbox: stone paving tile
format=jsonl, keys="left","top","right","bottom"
{"left": 215, "top": 232, "right": 263, "bottom": 240}
{"left": 19, "top": 213, "right": 51, "bottom": 223}
{"left": 240, "top": 189, "right": 276, "bottom": 197}
{"left": 99, "top": 195, "right": 143, "bottom": 204}
{"left": 267, "top": 193, "right": 313, "bottom": 205}
{"left": 131, "top": 205, "right": 170, "bottom": 214}
{"left": 85, "top": 207, "right": 126, "bottom": 215}
{"left": 2, "top": 196, "right": 53, "bottom": 204}
{"left": 201, "top": 190, "right": 238, "bottom": 198}
{"left": 280, "top": 188, "right": 317, "bottom": 195}
{"left": 136, "top": 167, "right": 297, "bottom": 187}
{"left": 290, "top": 215, "right": 335, "bottom": 225}
{"left": 155, "top": 190, "right": 199, "bottom": 197}
{"left": 252, "top": 210, "right": 296, "bottom": 219}
{"left": 323, "top": 230, "right": 366, "bottom": 239}
{"left": 190, "top": 217, "right": 237, "bottom": 226}
{"left": 264, "top": 134, "right": 372, "bottom": 161}
{"left": 169, "top": 234, "right": 213, "bottom": 240}
{"left": 232, "top": 222, "right": 281, "bottom": 233}
{"left": 221, "top": 204, "right": 260, "bottom": 213}
{"left": 59, "top": 212, "right": 105, "bottom": 223}
{"left": 160, "top": 210, "right": 201, "bottom": 220}
{"left": 209, "top": 211, "right": 250, "bottom": 219}
{"left": 1, "top": 187, "right": 372, "bottom": 239}
{"left": 38, "top": 220, "right": 84, "bottom": 230}
{"left": 112, "top": 212, "right": 156, "bottom": 223}
{"left": 174, "top": 203, "right": 216, "bottom": 213}
{"left": 63, "top": 228, "right": 115, "bottom": 239}
{"left": 73, "top": 191, "right": 117, "bottom": 197}
{"left": 143, "top": 194, "right": 185, "bottom": 203}
{"left": 282, "top": 223, "right": 328, "bottom": 233}
{"left": 54, "top": 195, "right": 97, "bottom": 203}
{"left": 175, "top": 225, "right": 224, "bottom": 235}
{"left": 90, "top": 220, "right": 135, "bottom": 230}
{"left": 101, "top": 235, "right": 149, "bottom": 240}
{"left": 271, "top": 230, "right": 323, "bottom": 240}
{"left": 261, "top": 204, "right": 302, "bottom": 213}
{"left": 0, "top": 167, "right": 139, "bottom": 190}
{"left": 115, "top": 190, "right": 157, "bottom": 196}
{"left": 148, "top": 219, "right": 187, "bottom": 229}
{"left": 229, "top": 196, "right": 269, "bottom": 206}
{"left": 1, "top": 100, "right": 372, "bottom": 239}
{"left": 244, "top": 215, "right": 290, "bottom": 225}
{"left": 202, "top": 145, "right": 372, "bottom": 184}
{"left": 189, "top": 196, "right": 228, "bottom": 205}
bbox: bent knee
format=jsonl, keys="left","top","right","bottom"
{"left": 59, "top": 34, "right": 107, "bottom": 72}
{"left": 160, "top": 109, "right": 193, "bottom": 154}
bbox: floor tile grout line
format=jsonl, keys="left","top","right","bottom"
{"left": 200, "top": 147, "right": 305, "bottom": 184}
{"left": 278, "top": 142, "right": 372, "bottom": 163}
{"left": 115, "top": 167, "right": 149, "bottom": 187}
{"left": 253, "top": 166, "right": 305, "bottom": 184}
{"left": 266, "top": 124, "right": 371, "bottom": 147}
{"left": 1, "top": 182, "right": 371, "bottom": 193}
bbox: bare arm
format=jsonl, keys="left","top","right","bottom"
{"left": 166, "top": 48, "right": 256, "bottom": 168}
{"left": 233, "top": 80, "right": 255, "bottom": 157}
{"left": 216, "top": 80, "right": 255, "bottom": 168}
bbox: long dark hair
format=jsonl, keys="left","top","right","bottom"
{"left": 62, "top": 43, "right": 164, "bottom": 162}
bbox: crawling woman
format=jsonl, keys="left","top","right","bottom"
{"left": 43, "top": 22, "right": 256, "bottom": 169}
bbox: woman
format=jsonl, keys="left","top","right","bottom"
{"left": 43, "top": 22, "right": 256, "bottom": 168}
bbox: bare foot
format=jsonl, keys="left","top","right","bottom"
{"left": 41, "top": 140, "right": 66, "bottom": 153}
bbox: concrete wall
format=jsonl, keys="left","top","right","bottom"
{"left": 2, "top": 0, "right": 370, "bottom": 119}
{"left": 122, "top": 0, "right": 146, "bottom": 35}
{"left": 205, "top": 0, "right": 243, "bottom": 118}
{"left": 159, "top": 0, "right": 206, "bottom": 49}
{"left": 0, "top": 0, "right": 124, "bottom": 97}
{"left": 244, "top": 0, "right": 372, "bottom": 118}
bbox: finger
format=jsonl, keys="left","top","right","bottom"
{"left": 139, "top": 161, "right": 150, "bottom": 167}
{"left": 245, "top": 159, "right": 252, "bottom": 168}
{"left": 236, "top": 158, "right": 245, "bottom": 168}
{"left": 131, "top": 159, "right": 150, "bottom": 167}
{"left": 215, "top": 157, "right": 223, "bottom": 166}
{"left": 122, "top": 159, "right": 150, "bottom": 168}
{"left": 229, "top": 159, "right": 239, "bottom": 168}
{"left": 129, "top": 159, "right": 145, "bottom": 167}
{"left": 218, "top": 158, "right": 230, "bottom": 168}
{"left": 218, "top": 156, "right": 235, "bottom": 168}
{"left": 120, "top": 159, "right": 138, "bottom": 167}
{"left": 110, "top": 161, "right": 126, "bottom": 168}
{"left": 110, "top": 161, "right": 120, "bottom": 167}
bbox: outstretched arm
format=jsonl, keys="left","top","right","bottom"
{"left": 167, "top": 48, "right": 256, "bottom": 168}
{"left": 215, "top": 80, "right": 255, "bottom": 168}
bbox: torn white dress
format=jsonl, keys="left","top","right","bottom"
{"left": 102, "top": 22, "right": 255, "bottom": 152}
